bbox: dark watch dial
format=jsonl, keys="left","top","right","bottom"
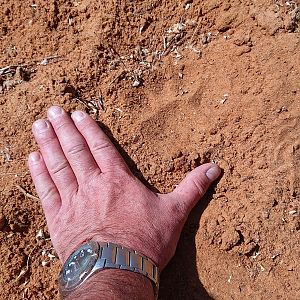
{"left": 59, "top": 241, "right": 99, "bottom": 291}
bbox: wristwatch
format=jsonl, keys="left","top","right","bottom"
{"left": 59, "top": 240, "right": 159, "bottom": 299}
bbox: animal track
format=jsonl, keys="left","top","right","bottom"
{"left": 272, "top": 116, "right": 300, "bottom": 196}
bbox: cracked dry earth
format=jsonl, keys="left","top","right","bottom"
{"left": 0, "top": 0, "right": 300, "bottom": 299}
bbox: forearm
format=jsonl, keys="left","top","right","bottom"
{"left": 65, "top": 269, "right": 155, "bottom": 300}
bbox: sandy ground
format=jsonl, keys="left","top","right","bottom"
{"left": 0, "top": 0, "right": 300, "bottom": 299}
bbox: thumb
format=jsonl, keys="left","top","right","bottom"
{"left": 170, "top": 163, "right": 221, "bottom": 215}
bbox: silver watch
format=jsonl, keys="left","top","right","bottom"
{"left": 59, "top": 240, "right": 159, "bottom": 298}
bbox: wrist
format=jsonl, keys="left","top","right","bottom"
{"left": 59, "top": 241, "right": 159, "bottom": 299}
{"left": 64, "top": 269, "right": 155, "bottom": 300}
{"left": 58, "top": 232, "right": 161, "bottom": 268}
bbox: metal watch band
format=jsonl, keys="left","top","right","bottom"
{"left": 97, "top": 242, "right": 159, "bottom": 289}
{"left": 60, "top": 241, "right": 159, "bottom": 299}
{"left": 97, "top": 242, "right": 159, "bottom": 297}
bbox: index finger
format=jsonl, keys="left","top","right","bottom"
{"left": 71, "top": 111, "right": 129, "bottom": 173}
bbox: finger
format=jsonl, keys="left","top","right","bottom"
{"left": 71, "top": 110, "right": 129, "bottom": 173}
{"left": 32, "top": 119, "right": 78, "bottom": 197}
{"left": 28, "top": 151, "right": 61, "bottom": 223}
{"left": 169, "top": 163, "right": 221, "bottom": 215}
{"left": 47, "top": 106, "right": 100, "bottom": 182}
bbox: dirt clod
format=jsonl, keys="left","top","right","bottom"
{"left": 220, "top": 227, "right": 241, "bottom": 251}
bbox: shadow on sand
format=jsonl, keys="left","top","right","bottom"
{"left": 99, "top": 122, "right": 214, "bottom": 300}
{"left": 158, "top": 189, "right": 215, "bottom": 300}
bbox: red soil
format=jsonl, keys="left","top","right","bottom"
{"left": 1, "top": 0, "right": 300, "bottom": 299}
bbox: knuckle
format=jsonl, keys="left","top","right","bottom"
{"left": 50, "top": 160, "right": 70, "bottom": 175}
{"left": 103, "top": 168, "right": 131, "bottom": 184}
{"left": 77, "top": 118, "right": 92, "bottom": 131}
{"left": 39, "top": 185, "right": 58, "bottom": 202}
{"left": 55, "top": 121, "right": 70, "bottom": 133}
{"left": 67, "top": 142, "right": 87, "bottom": 156}
{"left": 38, "top": 134, "right": 57, "bottom": 147}
{"left": 32, "top": 167, "right": 48, "bottom": 178}
{"left": 190, "top": 177, "right": 208, "bottom": 197}
{"left": 92, "top": 140, "right": 112, "bottom": 153}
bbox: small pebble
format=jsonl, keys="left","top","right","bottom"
{"left": 289, "top": 210, "right": 297, "bottom": 215}
{"left": 42, "top": 261, "right": 50, "bottom": 267}
{"left": 132, "top": 79, "right": 141, "bottom": 87}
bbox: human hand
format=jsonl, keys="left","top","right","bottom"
{"left": 28, "top": 106, "right": 221, "bottom": 270}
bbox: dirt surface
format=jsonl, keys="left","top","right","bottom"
{"left": 1, "top": 0, "right": 300, "bottom": 299}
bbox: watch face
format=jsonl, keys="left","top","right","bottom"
{"left": 59, "top": 241, "right": 99, "bottom": 291}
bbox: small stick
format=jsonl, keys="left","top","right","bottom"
{"left": 0, "top": 65, "right": 19, "bottom": 76}
{"left": 15, "top": 185, "right": 39, "bottom": 201}
{"left": 0, "top": 173, "right": 16, "bottom": 176}
{"left": 74, "top": 97, "right": 99, "bottom": 113}
{"left": 16, "top": 245, "right": 38, "bottom": 282}
{"left": 109, "top": 70, "right": 127, "bottom": 86}
{"left": 0, "top": 55, "right": 63, "bottom": 75}
{"left": 189, "top": 22, "right": 200, "bottom": 45}
{"left": 98, "top": 92, "right": 105, "bottom": 111}
{"left": 39, "top": 55, "right": 63, "bottom": 65}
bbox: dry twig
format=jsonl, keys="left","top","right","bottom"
{"left": 15, "top": 185, "right": 39, "bottom": 201}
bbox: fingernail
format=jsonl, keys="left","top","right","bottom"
{"left": 29, "top": 152, "right": 41, "bottom": 162}
{"left": 48, "top": 106, "right": 64, "bottom": 119}
{"left": 206, "top": 165, "right": 221, "bottom": 181}
{"left": 71, "top": 111, "right": 86, "bottom": 122}
{"left": 33, "top": 120, "right": 49, "bottom": 132}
